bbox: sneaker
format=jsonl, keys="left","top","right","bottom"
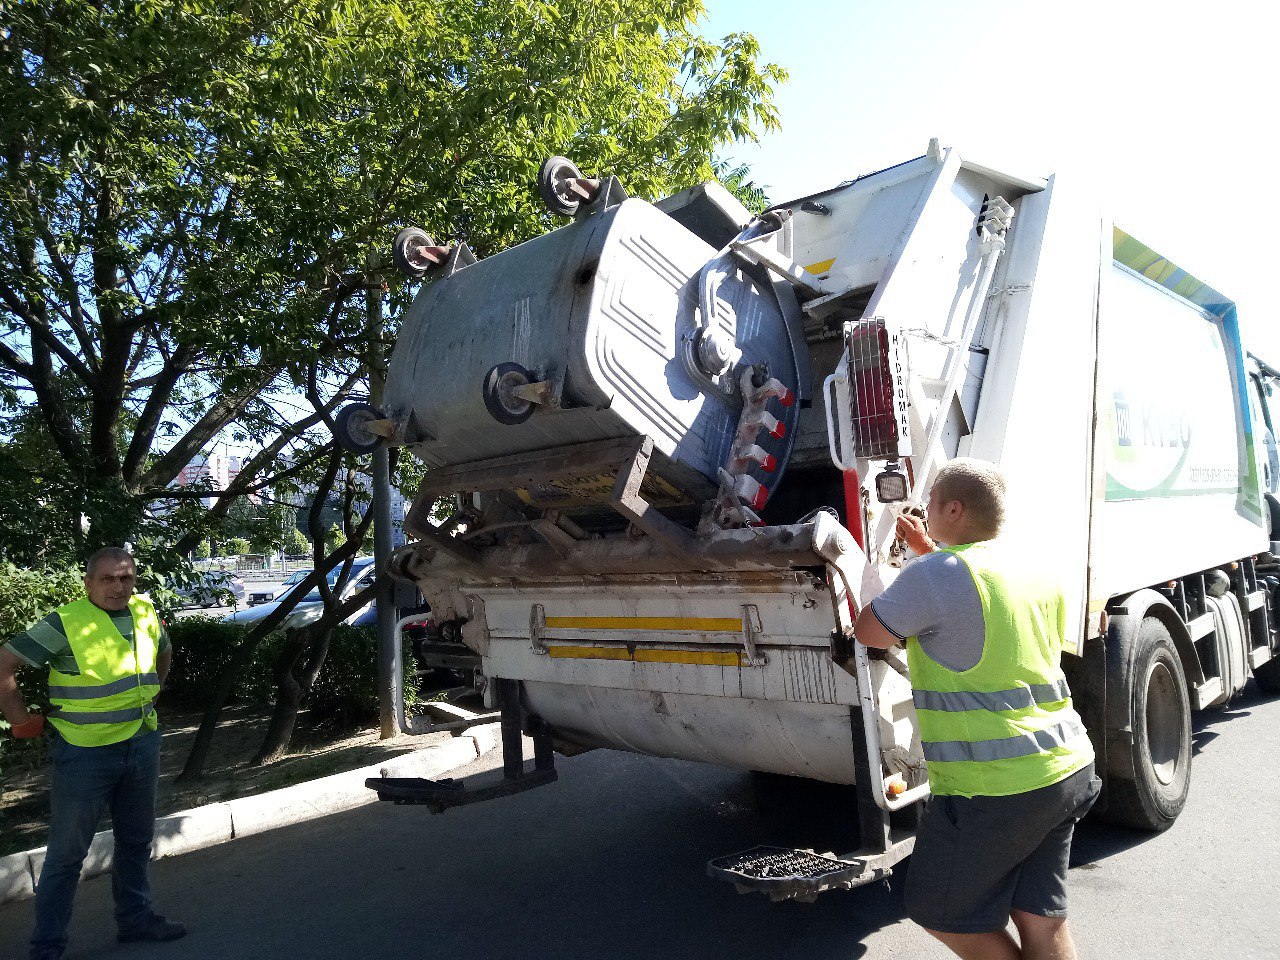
{"left": 116, "top": 914, "right": 187, "bottom": 943}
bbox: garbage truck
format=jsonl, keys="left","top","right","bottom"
{"left": 337, "top": 139, "right": 1280, "bottom": 901}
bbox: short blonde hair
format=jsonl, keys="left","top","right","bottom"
{"left": 932, "top": 458, "right": 1006, "bottom": 541}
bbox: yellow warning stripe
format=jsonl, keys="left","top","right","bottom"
{"left": 804, "top": 257, "right": 836, "bottom": 275}
{"left": 546, "top": 645, "right": 744, "bottom": 666}
{"left": 544, "top": 616, "right": 741, "bottom": 632}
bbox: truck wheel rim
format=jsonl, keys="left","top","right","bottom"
{"left": 1145, "top": 660, "right": 1181, "bottom": 786}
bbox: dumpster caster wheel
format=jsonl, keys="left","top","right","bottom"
{"left": 393, "top": 226, "right": 444, "bottom": 279}
{"left": 333, "top": 402, "right": 388, "bottom": 454}
{"left": 482, "top": 362, "right": 536, "bottom": 425}
{"left": 538, "top": 156, "right": 593, "bottom": 217}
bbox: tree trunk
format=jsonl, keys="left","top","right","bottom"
{"left": 176, "top": 619, "right": 278, "bottom": 782}
{"left": 250, "top": 622, "right": 332, "bottom": 766}
{"left": 176, "top": 543, "right": 373, "bottom": 780}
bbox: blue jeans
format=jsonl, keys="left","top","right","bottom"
{"left": 30, "top": 727, "right": 161, "bottom": 960}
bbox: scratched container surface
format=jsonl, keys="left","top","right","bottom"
{"left": 384, "top": 198, "right": 802, "bottom": 499}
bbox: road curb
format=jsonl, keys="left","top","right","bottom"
{"left": 0, "top": 727, "right": 499, "bottom": 907}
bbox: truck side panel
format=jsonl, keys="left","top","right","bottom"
{"left": 1089, "top": 253, "right": 1267, "bottom": 601}
{"left": 961, "top": 175, "right": 1101, "bottom": 655}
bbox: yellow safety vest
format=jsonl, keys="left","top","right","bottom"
{"left": 47, "top": 595, "right": 162, "bottom": 747}
{"left": 906, "top": 541, "right": 1093, "bottom": 797}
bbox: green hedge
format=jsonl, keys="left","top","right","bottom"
{"left": 0, "top": 562, "right": 84, "bottom": 640}
{"left": 0, "top": 563, "right": 81, "bottom": 729}
{"left": 3, "top": 604, "right": 416, "bottom": 779}
{"left": 166, "top": 618, "right": 420, "bottom": 725}
{"left": 164, "top": 617, "right": 278, "bottom": 706}
{"left": 0, "top": 564, "right": 83, "bottom": 778}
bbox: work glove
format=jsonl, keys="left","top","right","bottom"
{"left": 895, "top": 511, "right": 935, "bottom": 556}
{"left": 11, "top": 715, "right": 44, "bottom": 738}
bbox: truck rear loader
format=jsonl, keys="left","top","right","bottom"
{"left": 342, "top": 140, "right": 1280, "bottom": 900}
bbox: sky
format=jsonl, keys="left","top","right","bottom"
{"left": 700, "top": 0, "right": 1278, "bottom": 356}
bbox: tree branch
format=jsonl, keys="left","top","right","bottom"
{"left": 121, "top": 342, "right": 195, "bottom": 481}
{"left": 163, "top": 367, "right": 357, "bottom": 557}
{"left": 0, "top": 338, "right": 34, "bottom": 379}
{"left": 33, "top": 218, "right": 95, "bottom": 364}
{"left": 0, "top": 280, "right": 98, "bottom": 383}
{"left": 27, "top": 331, "right": 86, "bottom": 469}
{"left": 136, "top": 364, "right": 283, "bottom": 492}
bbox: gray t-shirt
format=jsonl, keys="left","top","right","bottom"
{"left": 869, "top": 551, "right": 985, "bottom": 671}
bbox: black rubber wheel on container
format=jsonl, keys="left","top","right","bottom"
{"left": 537, "top": 155, "right": 584, "bottom": 217}
{"left": 1102, "top": 617, "right": 1192, "bottom": 832}
{"left": 392, "top": 226, "right": 436, "bottom": 279}
{"left": 482, "top": 362, "right": 536, "bottom": 425}
{"left": 333, "top": 402, "right": 386, "bottom": 454}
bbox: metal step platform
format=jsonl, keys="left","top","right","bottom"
{"left": 367, "top": 678, "right": 557, "bottom": 814}
{"left": 366, "top": 763, "right": 557, "bottom": 814}
{"left": 708, "top": 835, "right": 915, "bottom": 902}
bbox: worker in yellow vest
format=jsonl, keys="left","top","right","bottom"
{"left": 0, "top": 547, "right": 186, "bottom": 960}
{"left": 854, "top": 459, "right": 1098, "bottom": 960}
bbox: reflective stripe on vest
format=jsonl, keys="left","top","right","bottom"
{"left": 52, "top": 703, "right": 157, "bottom": 725}
{"left": 922, "top": 715, "right": 1087, "bottom": 764}
{"left": 912, "top": 677, "right": 1071, "bottom": 714}
{"left": 47, "top": 595, "right": 162, "bottom": 747}
{"left": 48, "top": 673, "right": 160, "bottom": 700}
{"left": 906, "top": 541, "right": 1093, "bottom": 797}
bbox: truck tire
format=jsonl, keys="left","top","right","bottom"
{"left": 1253, "top": 654, "right": 1280, "bottom": 694}
{"left": 1252, "top": 579, "right": 1280, "bottom": 694}
{"left": 1103, "top": 617, "right": 1192, "bottom": 831}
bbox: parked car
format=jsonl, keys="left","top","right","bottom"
{"left": 223, "top": 557, "right": 376, "bottom": 630}
{"left": 247, "top": 568, "right": 312, "bottom": 606}
{"left": 348, "top": 600, "right": 431, "bottom": 633}
{"left": 177, "top": 571, "right": 246, "bottom": 609}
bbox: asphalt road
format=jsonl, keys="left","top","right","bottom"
{"left": 3, "top": 684, "right": 1278, "bottom": 960}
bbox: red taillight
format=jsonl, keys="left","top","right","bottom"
{"left": 846, "top": 318, "right": 908, "bottom": 459}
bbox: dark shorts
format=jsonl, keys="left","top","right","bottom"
{"left": 904, "top": 763, "right": 1101, "bottom": 934}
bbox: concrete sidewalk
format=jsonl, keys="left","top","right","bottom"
{"left": 0, "top": 723, "right": 499, "bottom": 906}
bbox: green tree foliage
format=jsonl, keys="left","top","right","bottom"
{"left": 0, "top": 0, "right": 783, "bottom": 579}
{"left": 714, "top": 159, "right": 772, "bottom": 214}
{"left": 0, "top": 561, "right": 84, "bottom": 640}
{"left": 164, "top": 619, "right": 419, "bottom": 723}
{"left": 192, "top": 539, "right": 211, "bottom": 560}
{"left": 225, "top": 537, "right": 251, "bottom": 556}
{"left": 0, "top": 561, "right": 84, "bottom": 770}
{"left": 284, "top": 526, "right": 309, "bottom": 556}
{"left": 2, "top": 1, "right": 782, "bottom": 770}
{"left": 324, "top": 523, "right": 346, "bottom": 553}
{"left": 224, "top": 499, "right": 261, "bottom": 544}
{"left": 250, "top": 503, "right": 296, "bottom": 555}
{"left": 222, "top": 498, "right": 294, "bottom": 554}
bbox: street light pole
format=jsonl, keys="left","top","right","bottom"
{"left": 368, "top": 255, "right": 400, "bottom": 740}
